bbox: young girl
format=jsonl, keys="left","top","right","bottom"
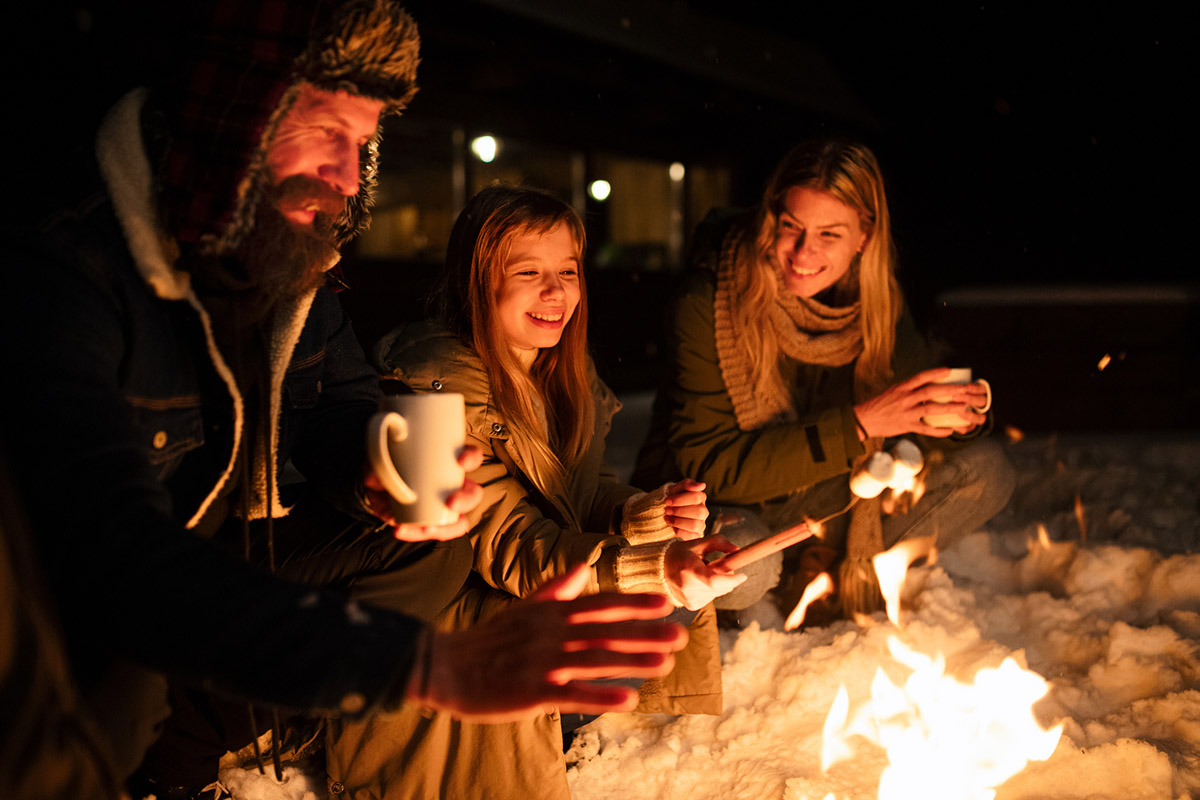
{"left": 635, "top": 139, "right": 1016, "bottom": 616}
{"left": 334, "top": 186, "right": 743, "bottom": 800}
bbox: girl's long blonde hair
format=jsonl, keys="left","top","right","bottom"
{"left": 429, "top": 186, "right": 593, "bottom": 497}
{"left": 732, "top": 139, "right": 902, "bottom": 402}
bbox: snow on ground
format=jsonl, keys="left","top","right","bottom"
{"left": 564, "top": 434, "right": 1200, "bottom": 800}
{"left": 223, "top": 433, "right": 1199, "bottom": 799}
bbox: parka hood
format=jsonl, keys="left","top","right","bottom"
{"left": 373, "top": 321, "right": 509, "bottom": 442}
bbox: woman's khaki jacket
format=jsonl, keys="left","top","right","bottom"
{"left": 323, "top": 321, "right": 721, "bottom": 800}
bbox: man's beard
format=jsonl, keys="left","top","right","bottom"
{"left": 231, "top": 175, "right": 348, "bottom": 307}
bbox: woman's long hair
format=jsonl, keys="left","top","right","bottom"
{"left": 733, "top": 139, "right": 902, "bottom": 401}
{"left": 429, "top": 186, "right": 593, "bottom": 496}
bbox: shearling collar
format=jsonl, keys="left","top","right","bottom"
{"left": 94, "top": 87, "right": 321, "bottom": 525}
{"left": 95, "top": 88, "right": 191, "bottom": 301}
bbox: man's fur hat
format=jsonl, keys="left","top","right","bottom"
{"left": 155, "top": 0, "right": 420, "bottom": 251}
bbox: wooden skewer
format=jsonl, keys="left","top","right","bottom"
{"left": 715, "top": 520, "right": 818, "bottom": 571}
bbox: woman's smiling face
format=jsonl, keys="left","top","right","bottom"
{"left": 494, "top": 223, "right": 582, "bottom": 355}
{"left": 773, "top": 186, "right": 868, "bottom": 298}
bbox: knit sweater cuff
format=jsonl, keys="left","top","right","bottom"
{"left": 619, "top": 484, "right": 674, "bottom": 544}
{"left": 614, "top": 541, "right": 685, "bottom": 606}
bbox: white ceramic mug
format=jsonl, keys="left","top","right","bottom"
{"left": 922, "top": 368, "right": 992, "bottom": 429}
{"left": 366, "top": 393, "right": 466, "bottom": 526}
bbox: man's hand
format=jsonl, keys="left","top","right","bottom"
{"left": 664, "top": 535, "right": 747, "bottom": 610}
{"left": 663, "top": 479, "right": 709, "bottom": 540}
{"left": 411, "top": 564, "right": 687, "bottom": 723}
{"left": 362, "top": 445, "right": 484, "bottom": 541}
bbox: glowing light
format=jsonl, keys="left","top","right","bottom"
{"left": 669, "top": 161, "right": 686, "bottom": 181}
{"left": 1036, "top": 523, "right": 1052, "bottom": 549}
{"left": 1005, "top": 425, "right": 1025, "bottom": 443}
{"left": 1097, "top": 353, "right": 1112, "bottom": 371}
{"left": 821, "top": 636, "right": 1063, "bottom": 800}
{"left": 872, "top": 536, "right": 937, "bottom": 626}
{"left": 470, "top": 135, "right": 498, "bottom": 163}
{"left": 818, "top": 531, "right": 1062, "bottom": 800}
{"left": 785, "top": 572, "right": 834, "bottom": 630}
{"left": 1074, "top": 494, "right": 1087, "bottom": 542}
{"left": 588, "top": 180, "right": 611, "bottom": 201}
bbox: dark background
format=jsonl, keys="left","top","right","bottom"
{"left": 16, "top": 1, "right": 1197, "bottom": 431}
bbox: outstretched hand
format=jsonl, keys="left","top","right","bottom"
{"left": 665, "top": 535, "right": 747, "bottom": 610}
{"left": 412, "top": 564, "right": 688, "bottom": 723}
{"left": 663, "top": 479, "right": 709, "bottom": 540}
{"left": 362, "top": 445, "right": 485, "bottom": 541}
{"left": 853, "top": 367, "right": 987, "bottom": 439}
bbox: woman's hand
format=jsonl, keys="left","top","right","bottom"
{"left": 663, "top": 479, "right": 709, "bottom": 540}
{"left": 363, "top": 445, "right": 485, "bottom": 541}
{"left": 664, "top": 535, "right": 747, "bottom": 610}
{"left": 853, "top": 368, "right": 988, "bottom": 439}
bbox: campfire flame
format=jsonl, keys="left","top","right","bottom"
{"left": 1036, "top": 522, "right": 1052, "bottom": 549}
{"left": 871, "top": 537, "right": 937, "bottom": 626}
{"left": 820, "top": 640, "right": 1063, "bottom": 800}
{"left": 784, "top": 572, "right": 834, "bottom": 631}
{"left": 1073, "top": 494, "right": 1087, "bottom": 542}
{"left": 817, "top": 531, "right": 1063, "bottom": 799}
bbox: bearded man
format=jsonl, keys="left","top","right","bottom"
{"left": 0, "top": 3, "right": 685, "bottom": 798}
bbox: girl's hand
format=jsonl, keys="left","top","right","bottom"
{"left": 663, "top": 479, "right": 709, "bottom": 540}
{"left": 664, "top": 535, "right": 747, "bottom": 610}
{"left": 853, "top": 368, "right": 987, "bottom": 439}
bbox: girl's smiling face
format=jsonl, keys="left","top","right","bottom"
{"left": 495, "top": 223, "right": 582, "bottom": 356}
{"left": 773, "top": 187, "right": 868, "bottom": 298}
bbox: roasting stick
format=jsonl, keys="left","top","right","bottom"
{"left": 713, "top": 519, "right": 819, "bottom": 571}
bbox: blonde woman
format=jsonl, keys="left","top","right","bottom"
{"left": 635, "top": 139, "right": 1015, "bottom": 616}
{"left": 344, "top": 186, "right": 743, "bottom": 800}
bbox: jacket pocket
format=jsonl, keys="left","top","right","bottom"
{"left": 125, "top": 395, "right": 206, "bottom": 468}
{"left": 283, "top": 348, "right": 326, "bottom": 411}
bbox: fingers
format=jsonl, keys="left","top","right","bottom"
{"left": 445, "top": 479, "right": 483, "bottom": 513}
{"left": 665, "top": 479, "right": 705, "bottom": 497}
{"left": 548, "top": 684, "right": 641, "bottom": 715}
{"left": 665, "top": 514, "right": 707, "bottom": 539}
{"left": 456, "top": 444, "right": 484, "bottom": 471}
{"left": 529, "top": 563, "right": 592, "bottom": 602}
{"left": 898, "top": 367, "right": 952, "bottom": 391}
{"left": 392, "top": 517, "right": 469, "bottom": 542}
{"left": 687, "top": 534, "right": 739, "bottom": 557}
{"left": 558, "top": 590, "right": 676, "bottom": 623}
{"left": 665, "top": 523, "right": 705, "bottom": 541}
{"left": 663, "top": 500, "right": 708, "bottom": 520}
{"left": 673, "top": 567, "right": 748, "bottom": 610}
{"left": 558, "top": 620, "right": 689, "bottom": 653}
{"left": 546, "top": 650, "right": 677, "bottom": 683}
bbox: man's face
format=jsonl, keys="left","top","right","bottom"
{"left": 265, "top": 83, "right": 385, "bottom": 233}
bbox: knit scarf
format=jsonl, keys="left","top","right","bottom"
{"left": 712, "top": 228, "right": 886, "bottom": 615}
{"left": 713, "top": 230, "right": 862, "bottom": 431}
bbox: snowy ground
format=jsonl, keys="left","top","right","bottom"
{"left": 222, "top": 431, "right": 1200, "bottom": 800}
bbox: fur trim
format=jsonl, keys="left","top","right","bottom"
{"left": 295, "top": 0, "right": 421, "bottom": 113}
{"left": 96, "top": 89, "right": 312, "bottom": 524}
{"left": 96, "top": 89, "right": 190, "bottom": 301}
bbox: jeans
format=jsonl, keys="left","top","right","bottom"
{"left": 712, "top": 438, "right": 1016, "bottom": 611}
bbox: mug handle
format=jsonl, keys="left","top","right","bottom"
{"left": 972, "top": 379, "right": 993, "bottom": 414}
{"left": 366, "top": 412, "right": 419, "bottom": 505}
